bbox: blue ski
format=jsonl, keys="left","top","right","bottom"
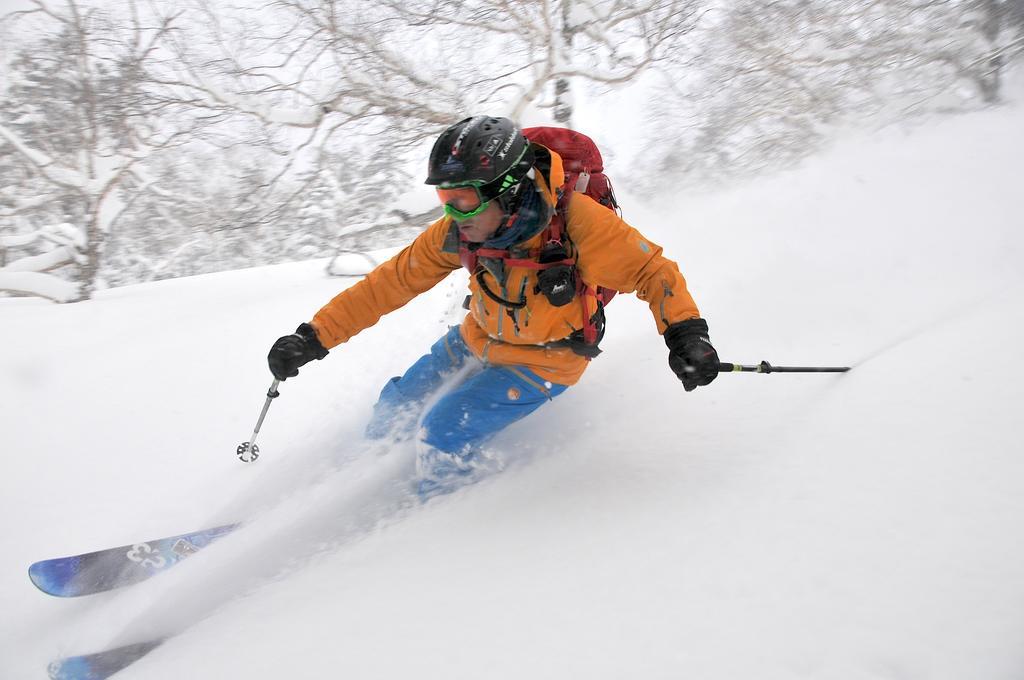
{"left": 48, "top": 640, "right": 165, "bottom": 680}
{"left": 29, "top": 524, "right": 238, "bottom": 597}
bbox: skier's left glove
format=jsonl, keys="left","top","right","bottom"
{"left": 267, "top": 322, "right": 328, "bottom": 380}
{"left": 664, "top": 318, "right": 720, "bottom": 392}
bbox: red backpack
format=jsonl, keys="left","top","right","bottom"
{"left": 522, "top": 126, "right": 619, "bottom": 215}
{"left": 527, "top": 127, "right": 619, "bottom": 354}
{"left": 460, "top": 126, "right": 621, "bottom": 358}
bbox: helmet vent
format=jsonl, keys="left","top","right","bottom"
{"left": 425, "top": 116, "right": 529, "bottom": 187}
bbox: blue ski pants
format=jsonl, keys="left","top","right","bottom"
{"left": 365, "top": 326, "right": 569, "bottom": 497}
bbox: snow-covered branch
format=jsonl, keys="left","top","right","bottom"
{"left": 0, "top": 123, "right": 90, "bottom": 189}
{"left": 0, "top": 222, "right": 86, "bottom": 301}
{"left": 0, "top": 222, "right": 85, "bottom": 251}
{"left": 150, "top": 74, "right": 330, "bottom": 127}
{"left": 1, "top": 246, "right": 80, "bottom": 273}
{"left": 0, "top": 271, "right": 83, "bottom": 303}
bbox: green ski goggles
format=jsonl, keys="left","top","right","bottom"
{"left": 435, "top": 146, "right": 533, "bottom": 221}
{"left": 436, "top": 182, "right": 492, "bottom": 221}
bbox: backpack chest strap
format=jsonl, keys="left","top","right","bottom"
{"left": 472, "top": 247, "right": 575, "bottom": 270}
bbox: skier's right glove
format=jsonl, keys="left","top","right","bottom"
{"left": 267, "top": 322, "right": 328, "bottom": 380}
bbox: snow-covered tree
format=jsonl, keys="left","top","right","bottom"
{"left": 147, "top": 0, "right": 705, "bottom": 163}
{"left": 969, "top": 0, "right": 1024, "bottom": 102}
{"left": 644, "top": 0, "right": 1024, "bottom": 187}
{"left": 366, "top": 0, "right": 707, "bottom": 126}
{"left": 99, "top": 0, "right": 704, "bottom": 282}
{"left": 0, "top": 0, "right": 185, "bottom": 301}
{"left": 5, "top": 0, "right": 1019, "bottom": 292}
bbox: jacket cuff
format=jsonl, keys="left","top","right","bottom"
{"left": 296, "top": 322, "right": 329, "bottom": 359}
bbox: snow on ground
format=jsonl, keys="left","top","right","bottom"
{"left": 2, "top": 99, "right": 1024, "bottom": 679}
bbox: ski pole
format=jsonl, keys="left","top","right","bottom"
{"left": 236, "top": 379, "right": 280, "bottom": 462}
{"left": 718, "top": 361, "right": 850, "bottom": 374}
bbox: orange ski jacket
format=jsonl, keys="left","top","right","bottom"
{"left": 309, "top": 147, "right": 701, "bottom": 386}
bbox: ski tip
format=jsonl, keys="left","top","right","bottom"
{"left": 48, "top": 640, "right": 166, "bottom": 680}
{"left": 48, "top": 654, "right": 91, "bottom": 680}
{"left": 28, "top": 560, "right": 76, "bottom": 597}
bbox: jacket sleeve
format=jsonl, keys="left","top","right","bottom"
{"left": 567, "top": 194, "right": 701, "bottom": 334}
{"left": 310, "top": 217, "right": 461, "bottom": 348}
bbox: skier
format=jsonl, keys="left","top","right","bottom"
{"left": 267, "top": 116, "right": 720, "bottom": 497}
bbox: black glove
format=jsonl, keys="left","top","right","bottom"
{"left": 267, "top": 322, "right": 328, "bottom": 380}
{"left": 664, "top": 318, "right": 720, "bottom": 392}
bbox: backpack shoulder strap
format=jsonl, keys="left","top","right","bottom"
{"left": 548, "top": 189, "right": 571, "bottom": 244}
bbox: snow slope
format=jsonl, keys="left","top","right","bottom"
{"left": 2, "top": 100, "right": 1024, "bottom": 679}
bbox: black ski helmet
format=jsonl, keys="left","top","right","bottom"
{"left": 425, "top": 116, "right": 534, "bottom": 195}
